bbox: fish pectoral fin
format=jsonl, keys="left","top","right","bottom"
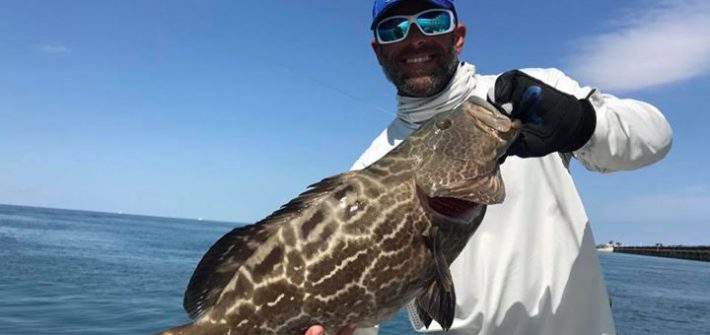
{"left": 416, "top": 227, "right": 456, "bottom": 330}
{"left": 414, "top": 299, "right": 433, "bottom": 329}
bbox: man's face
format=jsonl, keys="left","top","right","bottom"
{"left": 372, "top": 1, "right": 465, "bottom": 97}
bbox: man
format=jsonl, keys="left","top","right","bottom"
{"left": 308, "top": 0, "right": 672, "bottom": 334}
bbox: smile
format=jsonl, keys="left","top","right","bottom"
{"left": 404, "top": 55, "right": 434, "bottom": 64}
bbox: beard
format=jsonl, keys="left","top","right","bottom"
{"left": 381, "top": 42, "right": 459, "bottom": 97}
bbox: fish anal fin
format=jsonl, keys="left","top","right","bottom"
{"left": 416, "top": 226, "right": 456, "bottom": 330}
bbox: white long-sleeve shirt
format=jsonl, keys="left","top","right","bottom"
{"left": 350, "top": 67, "right": 672, "bottom": 335}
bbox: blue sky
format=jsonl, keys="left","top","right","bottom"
{"left": 1, "top": 0, "right": 708, "bottom": 245}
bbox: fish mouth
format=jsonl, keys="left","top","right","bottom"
{"left": 417, "top": 186, "right": 484, "bottom": 226}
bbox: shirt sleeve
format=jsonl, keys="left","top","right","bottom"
{"left": 573, "top": 90, "right": 672, "bottom": 172}
{"left": 350, "top": 132, "right": 386, "bottom": 171}
{"left": 520, "top": 68, "right": 672, "bottom": 173}
{"left": 350, "top": 120, "right": 410, "bottom": 171}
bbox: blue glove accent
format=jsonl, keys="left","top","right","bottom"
{"left": 519, "top": 85, "right": 543, "bottom": 126}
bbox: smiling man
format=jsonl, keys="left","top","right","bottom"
{"left": 373, "top": 6, "right": 460, "bottom": 98}
{"left": 308, "top": 0, "right": 672, "bottom": 334}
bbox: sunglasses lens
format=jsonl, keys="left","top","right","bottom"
{"left": 377, "top": 18, "right": 410, "bottom": 43}
{"left": 416, "top": 10, "right": 453, "bottom": 35}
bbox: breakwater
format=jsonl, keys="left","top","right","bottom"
{"left": 614, "top": 246, "right": 710, "bottom": 262}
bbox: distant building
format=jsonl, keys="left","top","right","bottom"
{"left": 596, "top": 243, "right": 614, "bottom": 252}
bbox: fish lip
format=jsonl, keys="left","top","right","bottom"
{"left": 416, "top": 185, "right": 483, "bottom": 225}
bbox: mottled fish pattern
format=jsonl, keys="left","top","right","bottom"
{"left": 158, "top": 96, "right": 519, "bottom": 335}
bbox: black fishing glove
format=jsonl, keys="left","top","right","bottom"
{"left": 488, "top": 70, "right": 597, "bottom": 158}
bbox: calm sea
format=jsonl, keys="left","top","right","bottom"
{"left": 1, "top": 204, "right": 708, "bottom": 335}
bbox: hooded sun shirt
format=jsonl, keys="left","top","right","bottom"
{"left": 351, "top": 64, "right": 671, "bottom": 335}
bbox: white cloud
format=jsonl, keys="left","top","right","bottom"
{"left": 35, "top": 44, "right": 71, "bottom": 54}
{"left": 567, "top": 0, "right": 710, "bottom": 91}
{"left": 601, "top": 184, "right": 710, "bottom": 224}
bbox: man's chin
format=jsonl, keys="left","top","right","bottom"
{"left": 399, "top": 76, "right": 440, "bottom": 97}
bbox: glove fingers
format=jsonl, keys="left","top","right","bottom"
{"left": 488, "top": 71, "right": 520, "bottom": 115}
{"left": 494, "top": 73, "right": 515, "bottom": 102}
{"left": 508, "top": 124, "right": 553, "bottom": 158}
{"left": 506, "top": 140, "right": 527, "bottom": 158}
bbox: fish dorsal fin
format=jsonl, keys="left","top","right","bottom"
{"left": 415, "top": 226, "right": 457, "bottom": 330}
{"left": 183, "top": 172, "right": 350, "bottom": 320}
{"left": 264, "top": 173, "right": 349, "bottom": 223}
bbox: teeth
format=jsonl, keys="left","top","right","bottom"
{"left": 405, "top": 55, "right": 433, "bottom": 64}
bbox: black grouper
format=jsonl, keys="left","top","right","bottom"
{"left": 158, "top": 96, "right": 520, "bottom": 335}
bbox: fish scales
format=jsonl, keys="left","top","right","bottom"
{"left": 158, "top": 96, "right": 519, "bottom": 335}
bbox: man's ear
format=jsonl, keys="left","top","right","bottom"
{"left": 454, "top": 23, "right": 466, "bottom": 54}
{"left": 371, "top": 38, "right": 384, "bottom": 65}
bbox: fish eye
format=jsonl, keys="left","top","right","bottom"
{"left": 436, "top": 119, "right": 452, "bottom": 130}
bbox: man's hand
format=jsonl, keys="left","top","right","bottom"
{"left": 488, "top": 70, "right": 597, "bottom": 158}
{"left": 305, "top": 323, "right": 357, "bottom": 335}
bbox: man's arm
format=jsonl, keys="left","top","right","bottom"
{"left": 573, "top": 90, "right": 672, "bottom": 172}
{"left": 489, "top": 68, "right": 672, "bottom": 171}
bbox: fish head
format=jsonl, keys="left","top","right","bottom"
{"left": 412, "top": 96, "right": 519, "bottom": 224}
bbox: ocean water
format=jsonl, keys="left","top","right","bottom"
{"left": 1, "top": 204, "right": 708, "bottom": 335}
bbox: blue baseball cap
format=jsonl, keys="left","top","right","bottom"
{"left": 371, "top": 0, "right": 456, "bottom": 29}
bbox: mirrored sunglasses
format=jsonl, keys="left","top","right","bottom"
{"left": 375, "top": 9, "right": 455, "bottom": 45}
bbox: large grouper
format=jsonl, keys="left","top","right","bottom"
{"left": 158, "top": 96, "right": 520, "bottom": 335}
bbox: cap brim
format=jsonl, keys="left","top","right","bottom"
{"left": 371, "top": 0, "right": 455, "bottom": 29}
